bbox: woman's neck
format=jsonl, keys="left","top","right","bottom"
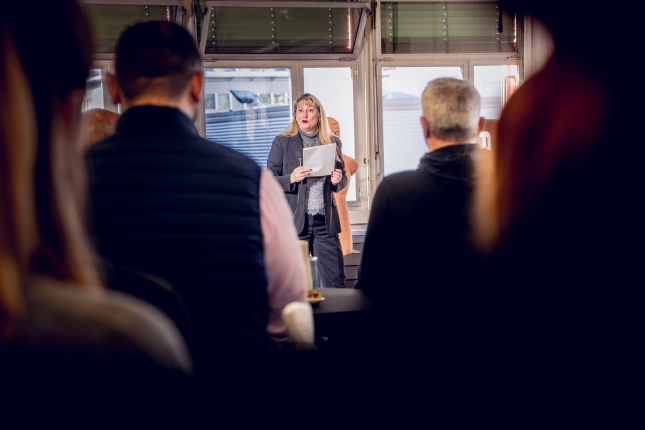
{"left": 298, "top": 128, "right": 319, "bottom": 138}
{"left": 299, "top": 128, "right": 319, "bottom": 147}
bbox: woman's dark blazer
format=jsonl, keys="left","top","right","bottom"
{"left": 267, "top": 133, "right": 347, "bottom": 237}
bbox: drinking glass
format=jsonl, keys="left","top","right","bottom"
{"left": 310, "top": 256, "right": 323, "bottom": 290}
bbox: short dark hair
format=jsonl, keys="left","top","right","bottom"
{"left": 114, "top": 21, "right": 202, "bottom": 101}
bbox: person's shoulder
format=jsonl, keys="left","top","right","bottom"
{"left": 13, "top": 277, "right": 193, "bottom": 428}
{"left": 343, "top": 154, "right": 359, "bottom": 172}
{"left": 24, "top": 277, "right": 192, "bottom": 372}
{"left": 200, "top": 136, "right": 262, "bottom": 169}
{"left": 380, "top": 169, "right": 421, "bottom": 187}
{"left": 272, "top": 133, "right": 291, "bottom": 144}
{"left": 84, "top": 132, "right": 130, "bottom": 161}
{"left": 97, "top": 288, "right": 192, "bottom": 368}
{"left": 372, "top": 170, "right": 429, "bottom": 205}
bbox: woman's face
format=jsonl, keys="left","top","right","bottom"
{"left": 295, "top": 102, "right": 319, "bottom": 134}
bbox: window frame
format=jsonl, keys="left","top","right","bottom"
{"left": 86, "top": 60, "right": 117, "bottom": 112}
{"left": 82, "top": 0, "right": 186, "bottom": 60}
{"left": 200, "top": 59, "right": 369, "bottom": 212}
{"left": 370, "top": 1, "right": 522, "bottom": 198}
{"left": 200, "top": 1, "right": 371, "bottom": 61}
{"left": 85, "top": 0, "right": 536, "bottom": 226}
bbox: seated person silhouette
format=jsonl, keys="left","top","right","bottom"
{"left": 85, "top": 20, "right": 306, "bottom": 428}
{"left": 354, "top": 78, "right": 485, "bottom": 427}
{"left": 0, "top": 3, "right": 193, "bottom": 428}
{"left": 80, "top": 107, "right": 196, "bottom": 365}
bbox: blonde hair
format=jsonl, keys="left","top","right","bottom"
{"left": 0, "top": 21, "right": 101, "bottom": 342}
{"left": 280, "top": 93, "right": 336, "bottom": 145}
{"left": 0, "top": 26, "right": 35, "bottom": 340}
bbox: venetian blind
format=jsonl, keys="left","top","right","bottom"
{"left": 381, "top": 1, "right": 516, "bottom": 54}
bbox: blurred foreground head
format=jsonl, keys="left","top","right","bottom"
{"left": 475, "top": 1, "right": 644, "bottom": 251}
{"left": 501, "top": 0, "right": 644, "bottom": 71}
{"left": 0, "top": 0, "right": 99, "bottom": 340}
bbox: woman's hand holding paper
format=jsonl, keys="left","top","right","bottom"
{"left": 290, "top": 166, "right": 311, "bottom": 183}
{"left": 331, "top": 168, "right": 342, "bottom": 185}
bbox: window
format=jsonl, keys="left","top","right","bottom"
{"left": 374, "top": 2, "right": 522, "bottom": 187}
{"left": 84, "top": 68, "right": 106, "bottom": 111}
{"left": 204, "top": 94, "right": 216, "bottom": 109}
{"left": 200, "top": 1, "right": 370, "bottom": 60}
{"left": 80, "top": 1, "right": 184, "bottom": 54}
{"left": 216, "top": 94, "right": 230, "bottom": 110}
{"left": 474, "top": 65, "right": 519, "bottom": 120}
{"left": 304, "top": 67, "right": 358, "bottom": 202}
{"left": 380, "top": 66, "right": 463, "bottom": 176}
{"left": 378, "top": 64, "right": 517, "bottom": 176}
{"left": 81, "top": 0, "right": 530, "bottom": 220}
{"left": 203, "top": 68, "right": 292, "bottom": 168}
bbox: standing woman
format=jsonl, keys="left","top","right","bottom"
{"left": 267, "top": 93, "right": 347, "bottom": 288}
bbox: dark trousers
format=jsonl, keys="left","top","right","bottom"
{"left": 299, "top": 214, "right": 346, "bottom": 288}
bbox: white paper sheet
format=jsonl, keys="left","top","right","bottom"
{"left": 303, "top": 143, "right": 336, "bottom": 177}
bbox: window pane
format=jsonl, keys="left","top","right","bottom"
{"left": 83, "top": 68, "right": 105, "bottom": 111}
{"left": 204, "top": 93, "right": 215, "bottom": 110}
{"left": 381, "top": 66, "right": 462, "bottom": 176}
{"left": 203, "top": 68, "right": 292, "bottom": 168}
{"left": 216, "top": 94, "right": 230, "bottom": 110}
{"left": 474, "top": 65, "right": 519, "bottom": 119}
{"left": 381, "top": 2, "right": 516, "bottom": 54}
{"left": 304, "top": 67, "right": 357, "bottom": 202}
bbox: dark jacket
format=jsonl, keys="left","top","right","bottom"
{"left": 352, "top": 144, "right": 482, "bottom": 426}
{"left": 266, "top": 133, "right": 347, "bottom": 236}
{"left": 85, "top": 106, "right": 270, "bottom": 361}
{"left": 357, "top": 143, "right": 479, "bottom": 299}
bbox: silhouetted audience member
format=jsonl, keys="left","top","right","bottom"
{"left": 357, "top": 77, "right": 484, "bottom": 296}
{"left": 0, "top": 2, "right": 193, "bottom": 429}
{"left": 84, "top": 20, "right": 306, "bottom": 427}
{"left": 467, "top": 0, "right": 645, "bottom": 427}
{"left": 354, "top": 77, "right": 485, "bottom": 427}
{"left": 80, "top": 108, "right": 196, "bottom": 374}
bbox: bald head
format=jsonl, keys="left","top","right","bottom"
{"left": 327, "top": 117, "right": 340, "bottom": 138}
